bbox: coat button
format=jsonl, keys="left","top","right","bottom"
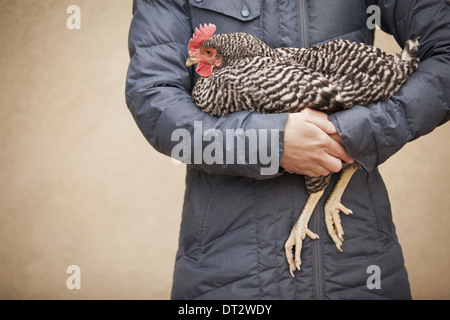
{"left": 241, "top": 9, "right": 250, "bottom": 17}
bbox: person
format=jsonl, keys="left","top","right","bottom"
{"left": 125, "top": 0, "right": 449, "bottom": 299}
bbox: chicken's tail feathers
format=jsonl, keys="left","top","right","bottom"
{"left": 394, "top": 36, "right": 421, "bottom": 75}
{"left": 401, "top": 36, "right": 421, "bottom": 61}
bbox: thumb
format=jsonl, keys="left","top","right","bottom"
{"left": 304, "top": 115, "right": 338, "bottom": 135}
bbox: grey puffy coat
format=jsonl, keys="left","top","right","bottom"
{"left": 126, "top": 0, "right": 450, "bottom": 299}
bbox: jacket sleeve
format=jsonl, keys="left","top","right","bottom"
{"left": 329, "top": 0, "right": 450, "bottom": 172}
{"left": 125, "top": 0, "right": 288, "bottom": 180}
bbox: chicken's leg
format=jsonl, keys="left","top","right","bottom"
{"left": 324, "top": 163, "right": 358, "bottom": 252}
{"left": 285, "top": 189, "right": 324, "bottom": 277}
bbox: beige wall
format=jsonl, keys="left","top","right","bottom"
{"left": 0, "top": 1, "right": 448, "bottom": 299}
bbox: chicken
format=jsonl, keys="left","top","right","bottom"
{"left": 186, "top": 23, "right": 420, "bottom": 277}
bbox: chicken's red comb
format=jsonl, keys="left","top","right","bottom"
{"left": 188, "top": 23, "right": 217, "bottom": 56}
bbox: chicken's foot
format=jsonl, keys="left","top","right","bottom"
{"left": 324, "top": 163, "right": 358, "bottom": 252}
{"left": 285, "top": 189, "right": 324, "bottom": 277}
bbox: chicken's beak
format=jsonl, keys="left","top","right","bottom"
{"left": 186, "top": 57, "right": 200, "bottom": 67}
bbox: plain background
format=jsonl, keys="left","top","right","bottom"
{"left": 0, "top": 0, "right": 449, "bottom": 299}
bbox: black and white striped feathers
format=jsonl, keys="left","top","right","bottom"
{"left": 193, "top": 56, "right": 346, "bottom": 116}
{"left": 192, "top": 34, "right": 420, "bottom": 117}
{"left": 189, "top": 31, "right": 420, "bottom": 192}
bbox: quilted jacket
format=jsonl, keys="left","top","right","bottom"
{"left": 126, "top": 0, "right": 450, "bottom": 299}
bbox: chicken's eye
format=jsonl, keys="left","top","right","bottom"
{"left": 205, "top": 50, "right": 212, "bottom": 55}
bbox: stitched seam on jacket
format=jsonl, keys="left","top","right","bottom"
{"left": 364, "top": 172, "right": 385, "bottom": 253}
{"left": 253, "top": 181, "right": 262, "bottom": 299}
{"left": 191, "top": 266, "right": 280, "bottom": 300}
{"left": 135, "top": 40, "right": 181, "bottom": 50}
{"left": 199, "top": 178, "right": 215, "bottom": 254}
{"left": 126, "top": 81, "right": 191, "bottom": 114}
{"left": 187, "top": 0, "right": 261, "bottom": 21}
{"left": 368, "top": 110, "right": 381, "bottom": 168}
{"left": 192, "top": 273, "right": 262, "bottom": 300}
{"left": 389, "top": 96, "right": 414, "bottom": 143}
{"left": 277, "top": 1, "right": 282, "bottom": 48}
{"left": 258, "top": 0, "right": 264, "bottom": 41}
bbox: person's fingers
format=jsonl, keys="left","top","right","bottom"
{"left": 312, "top": 163, "right": 332, "bottom": 177}
{"left": 301, "top": 108, "right": 337, "bottom": 134}
{"left": 329, "top": 132, "right": 343, "bottom": 145}
{"left": 281, "top": 111, "right": 353, "bottom": 176}
{"left": 301, "top": 170, "right": 320, "bottom": 177}
{"left": 319, "top": 153, "right": 342, "bottom": 173}
{"left": 329, "top": 133, "right": 354, "bottom": 164}
{"left": 300, "top": 107, "right": 328, "bottom": 120}
{"left": 324, "top": 137, "right": 353, "bottom": 165}
{"left": 300, "top": 109, "right": 355, "bottom": 164}
{"left": 287, "top": 164, "right": 330, "bottom": 177}
{"left": 304, "top": 115, "right": 337, "bottom": 135}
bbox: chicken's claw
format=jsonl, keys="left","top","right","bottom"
{"left": 285, "top": 190, "right": 324, "bottom": 277}
{"left": 323, "top": 163, "right": 358, "bottom": 252}
{"left": 285, "top": 223, "right": 319, "bottom": 277}
{"left": 324, "top": 199, "right": 353, "bottom": 252}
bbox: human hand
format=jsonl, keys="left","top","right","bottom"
{"left": 280, "top": 108, "right": 353, "bottom": 177}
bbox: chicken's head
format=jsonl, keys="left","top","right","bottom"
{"left": 186, "top": 24, "right": 223, "bottom": 77}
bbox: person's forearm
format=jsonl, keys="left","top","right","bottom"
{"left": 126, "top": 0, "right": 290, "bottom": 180}
{"left": 331, "top": 0, "right": 450, "bottom": 172}
{"left": 128, "top": 83, "right": 290, "bottom": 179}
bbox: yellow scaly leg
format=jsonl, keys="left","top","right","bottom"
{"left": 324, "top": 163, "right": 358, "bottom": 252}
{"left": 285, "top": 189, "right": 324, "bottom": 277}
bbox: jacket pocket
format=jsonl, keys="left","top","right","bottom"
{"left": 187, "top": 0, "right": 262, "bottom": 37}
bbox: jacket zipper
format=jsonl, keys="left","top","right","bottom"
{"left": 298, "top": 0, "right": 321, "bottom": 299}
{"left": 298, "top": 0, "right": 309, "bottom": 48}
{"left": 313, "top": 202, "right": 324, "bottom": 300}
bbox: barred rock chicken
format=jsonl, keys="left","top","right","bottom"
{"left": 186, "top": 24, "right": 420, "bottom": 277}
